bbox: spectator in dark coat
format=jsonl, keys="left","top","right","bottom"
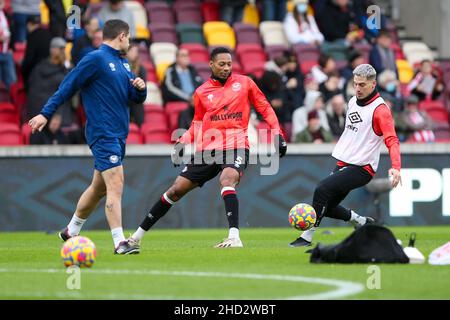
{"left": 71, "top": 17, "right": 100, "bottom": 65}
{"left": 44, "top": 0, "right": 66, "bottom": 38}
{"left": 21, "top": 15, "right": 51, "bottom": 86}
{"left": 178, "top": 104, "right": 194, "bottom": 130}
{"left": 26, "top": 37, "right": 74, "bottom": 128}
{"left": 161, "top": 48, "right": 203, "bottom": 105}
{"left": 219, "top": 0, "right": 247, "bottom": 25}
{"left": 369, "top": 29, "right": 398, "bottom": 77}
{"left": 258, "top": 69, "right": 290, "bottom": 124}
{"left": 326, "top": 93, "right": 346, "bottom": 138}
{"left": 30, "top": 113, "right": 68, "bottom": 145}
{"left": 127, "top": 43, "right": 146, "bottom": 127}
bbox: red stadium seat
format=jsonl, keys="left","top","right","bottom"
{"left": 192, "top": 62, "right": 212, "bottom": 82}
{"left": 146, "top": 2, "right": 175, "bottom": 24}
{"left": 265, "top": 45, "right": 289, "bottom": 60}
{"left": 143, "top": 130, "right": 172, "bottom": 144}
{"left": 299, "top": 60, "right": 318, "bottom": 74}
{"left": 201, "top": 2, "right": 220, "bottom": 22}
{"left": 175, "top": 8, "right": 203, "bottom": 25}
{"left": 143, "top": 105, "right": 169, "bottom": 129}
{"left": 165, "top": 101, "right": 189, "bottom": 132}
{"left": 21, "top": 123, "right": 32, "bottom": 145}
{"left": 148, "top": 23, "right": 178, "bottom": 44}
{"left": 293, "top": 43, "right": 320, "bottom": 62}
{"left": 0, "top": 102, "right": 19, "bottom": 125}
{"left": 256, "top": 121, "right": 273, "bottom": 144}
{"left": 127, "top": 123, "right": 143, "bottom": 144}
{"left": 426, "top": 108, "right": 449, "bottom": 123}
{"left": 0, "top": 123, "right": 22, "bottom": 145}
{"left": 236, "top": 44, "right": 266, "bottom": 63}
{"left": 233, "top": 23, "right": 262, "bottom": 45}
{"left": 179, "top": 43, "right": 209, "bottom": 63}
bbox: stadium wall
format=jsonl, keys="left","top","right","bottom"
{"left": 1, "top": 144, "right": 449, "bottom": 231}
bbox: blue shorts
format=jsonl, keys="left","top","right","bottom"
{"left": 90, "top": 138, "right": 126, "bottom": 172}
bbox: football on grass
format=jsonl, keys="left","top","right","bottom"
{"left": 289, "top": 203, "right": 317, "bottom": 231}
{"left": 61, "top": 236, "right": 97, "bottom": 268}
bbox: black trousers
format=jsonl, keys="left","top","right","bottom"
{"left": 313, "top": 165, "right": 373, "bottom": 226}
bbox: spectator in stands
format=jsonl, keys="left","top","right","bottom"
{"left": 262, "top": 0, "right": 287, "bottom": 22}
{"left": 43, "top": 0, "right": 66, "bottom": 38}
{"left": 319, "top": 71, "right": 342, "bottom": 103}
{"left": 259, "top": 66, "right": 290, "bottom": 124}
{"left": 407, "top": 60, "right": 444, "bottom": 101}
{"left": 0, "top": 0, "right": 17, "bottom": 89}
{"left": 284, "top": 52, "right": 306, "bottom": 113}
{"left": 378, "top": 69, "right": 402, "bottom": 112}
{"left": 21, "top": 15, "right": 52, "bottom": 87}
{"left": 310, "top": 53, "right": 336, "bottom": 84}
{"left": 71, "top": 17, "right": 100, "bottom": 65}
{"left": 369, "top": 30, "right": 398, "bottom": 77}
{"left": 161, "top": 48, "right": 203, "bottom": 105}
{"left": 326, "top": 93, "right": 346, "bottom": 138}
{"left": 291, "top": 90, "right": 330, "bottom": 139}
{"left": 26, "top": 37, "right": 74, "bottom": 128}
{"left": 77, "top": 29, "right": 103, "bottom": 65}
{"left": 99, "top": 0, "right": 135, "bottom": 38}
{"left": 127, "top": 43, "right": 146, "bottom": 127}
{"left": 30, "top": 113, "right": 68, "bottom": 145}
{"left": 283, "top": 0, "right": 324, "bottom": 46}
{"left": 11, "top": 0, "right": 40, "bottom": 44}
{"left": 397, "top": 94, "right": 435, "bottom": 143}
{"left": 340, "top": 50, "right": 364, "bottom": 83}
{"left": 219, "top": 0, "right": 247, "bottom": 25}
{"left": 178, "top": 104, "right": 194, "bottom": 131}
{"left": 316, "top": 0, "right": 362, "bottom": 60}
{"left": 295, "top": 110, "right": 333, "bottom": 143}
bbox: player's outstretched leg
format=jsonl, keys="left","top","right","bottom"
{"left": 215, "top": 168, "right": 243, "bottom": 248}
{"left": 129, "top": 176, "right": 197, "bottom": 245}
{"left": 59, "top": 170, "right": 106, "bottom": 241}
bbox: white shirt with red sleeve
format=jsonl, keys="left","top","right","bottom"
{"left": 332, "top": 92, "right": 401, "bottom": 174}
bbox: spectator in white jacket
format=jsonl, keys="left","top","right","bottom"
{"left": 283, "top": 0, "right": 324, "bottom": 46}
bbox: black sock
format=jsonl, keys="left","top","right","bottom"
{"left": 222, "top": 188, "right": 239, "bottom": 229}
{"left": 139, "top": 194, "right": 173, "bottom": 231}
{"left": 326, "top": 205, "right": 351, "bottom": 221}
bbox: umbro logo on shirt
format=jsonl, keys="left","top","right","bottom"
{"left": 109, "top": 63, "right": 116, "bottom": 71}
{"left": 348, "top": 112, "right": 363, "bottom": 124}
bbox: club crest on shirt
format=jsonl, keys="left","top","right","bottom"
{"left": 207, "top": 94, "right": 214, "bottom": 102}
{"left": 123, "top": 63, "right": 131, "bottom": 72}
{"left": 109, "top": 155, "right": 119, "bottom": 164}
{"left": 109, "top": 63, "right": 116, "bottom": 71}
{"left": 232, "top": 82, "right": 241, "bottom": 92}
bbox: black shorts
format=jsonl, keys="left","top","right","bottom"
{"left": 179, "top": 149, "right": 249, "bottom": 187}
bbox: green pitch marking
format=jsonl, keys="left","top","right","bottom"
{"left": 0, "top": 227, "right": 449, "bottom": 299}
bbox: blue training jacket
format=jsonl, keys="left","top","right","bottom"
{"left": 40, "top": 44, "right": 147, "bottom": 146}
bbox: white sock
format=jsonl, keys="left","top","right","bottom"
{"left": 111, "top": 227, "right": 126, "bottom": 248}
{"left": 350, "top": 210, "right": 367, "bottom": 226}
{"left": 67, "top": 214, "right": 86, "bottom": 236}
{"left": 301, "top": 227, "right": 317, "bottom": 242}
{"left": 228, "top": 227, "right": 240, "bottom": 239}
{"left": 132, "top": 227, "right": 146, "bottom": 241}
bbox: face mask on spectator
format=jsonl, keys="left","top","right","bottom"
{"left": 386, "top": 82, "right": 396, "bottom": 92}
{"left": 296, "top": 4, "right": 308, "bottom": 13}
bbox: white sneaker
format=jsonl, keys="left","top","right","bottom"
{"left": 214, "top": 238, "right": 243, "bottom": 248}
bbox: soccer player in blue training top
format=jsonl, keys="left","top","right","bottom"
{"left": 28, "top": 19, "right": 146, "bottom": 255}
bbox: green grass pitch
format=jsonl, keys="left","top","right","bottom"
{"left": 1, "top": 226, "right": 449, "bottom": 300}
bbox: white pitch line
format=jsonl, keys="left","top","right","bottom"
{"left": 0, "top": 268, "right": 365, "bottom": 300}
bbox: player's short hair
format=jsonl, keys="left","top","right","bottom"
{"left": 353, "top": 64, "right": 377, "bottom": 81}
{"left": 103, "top": 19, "right": 129, "bottom": 40}
{"left": 210, "top": 47, "right": 232, "bottom": 61}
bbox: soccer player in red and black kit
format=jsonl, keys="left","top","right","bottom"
{"left": 125, "top": 47, "right": 287, "bottom": 250}
{"left": 289, "top": 64, "right": 402, "bottom": 247}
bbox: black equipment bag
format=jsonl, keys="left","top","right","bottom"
{"left": 308, "top": 224, "right": 409, "bottom": 264}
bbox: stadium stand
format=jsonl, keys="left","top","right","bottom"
{"left": 1, "top": 0, "right": 450, "bottom": 147}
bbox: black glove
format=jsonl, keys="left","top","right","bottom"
{"left": 275, "top": 134, "right": 287, "bottom": 158}
{"left": 171, "top": 142, "right": 185, "bottom": 167}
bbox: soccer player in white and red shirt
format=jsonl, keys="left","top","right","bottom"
{"left": 129, "top": 47, "right": 287, "bottom": 249}
{"left": 290, "top": 64, "right": 402, "bottom": 247}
